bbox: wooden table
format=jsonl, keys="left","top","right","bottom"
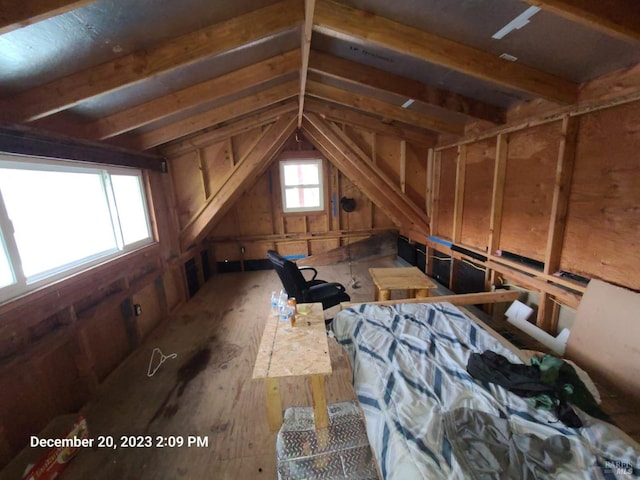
{"left": 369, "top": 267, "right": 437, "bottom": 301}
{"left": 252, "top": 302, "right": 331, "bottom": 431}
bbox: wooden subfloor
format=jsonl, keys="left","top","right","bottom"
{"left": 60, "top": 256, "right": 401, "bottom": 480}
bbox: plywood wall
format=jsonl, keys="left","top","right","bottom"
{"left": 165, "top": 121, "right": 430, "bottom": 264}
{"left": 430, "top": 100, "right": 640, "bottom": 296}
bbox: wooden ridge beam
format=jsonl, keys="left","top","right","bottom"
{"left": 307, "top": 80, "right": 465, "bottom": 135}
{"left": 3, "top": 0, "right": 302, "bottom": 123}
{"left": 524, "top": 0, "right": 640, "bottom": 43}
{"left": 179, "top": 114, "right": 297, "bottom": 250}
{"left": 134, "top": 80, "right": 299, "bottom": 150}
{"left": 297, "top": 0, "right": 316, "bottom": 127}
{"left": 160, "top": 101, "right": 298, "bottom": 158}
{"left": 302, "top": 112, "right": 430, "bottom": 234}
{"left": 88, "top": 50, "right": 301, "bottom": 140}
{"left": 314, "top": 0, "right": 578, "bottom": 104}
{"left": 0, "top": 0, "right": 96, "bottom": 35}
{"left": 305, "top": 99, "right": 435, "bottom": 146}
{"left": 309, "top": 50, "right": 506, "bottom": 124}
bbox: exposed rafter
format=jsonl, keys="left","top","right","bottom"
{"left": 305, "top": 99, "right": 436, "bottom": 146}
{"left": 88, "top": 50, "right": 301, "bottom": 140}
{"left": 2, "top": 0, "right": 302, "bottom": 123}
{"left": 161, "top": 101, "right": 298, "bottom": 157}
{"left": 314, "top": 0, "right": 578, "bottom": 104}
{"left": 524, "top": 0, "right": 640, "bottom": 43}
{"left": 309, "top": 51, "right": 506, "bottom": 124}
{"left": 0, "top": 0, "right": 96, "bottom": 35}
{"left": 307, "top": 79, "right": 465, "bottom": 135}
{"left": 180, "top": 113, "right": 297, "bottom": 250}
{"left": 297, "top": 0, "right": 316, "bottom": 127}
{"left": 135, "top": 80, "right": 298, "bottom": 150}
{"left": 302, "top": 112, "right": 430, "bottom": 236}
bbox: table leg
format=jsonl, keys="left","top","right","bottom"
{"left": 378, "top": 288, "right": 391, "bottom": 301}
{"left": 265, "top": 378, "right": 283, "bottom": 431}
{"left": 309, "top": 374, "right": 329, "bottom": 429}
{"left": 415, "top": 288, "right": 430, "bottom": 298}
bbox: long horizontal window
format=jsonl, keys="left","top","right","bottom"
{"left": 0, "top": 154, "right": 153, "bottom": 303}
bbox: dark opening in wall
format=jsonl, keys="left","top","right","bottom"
{"left": 201, "top": 250, "right": 211, "bottom": 282}
{"left": 432, "top": 249, "right": 451, "bottom": 287}
{"left": 244, "top": 259, "right": 273, "bottom": 271}
{"left": 499, "top": 250, "right": 544, "bottom": 271}
{"left": 416, "top": 243, "right": 426, "bottom": 271}
{"left": 397, "top": 236, "right": 417, "bottom": 265}
{"left": 184, "top": 258, "right": 199, "bottom": 298}
{"left": 452, "top": 258, "right": 486, "bottom": 295}
{"left": 216, "top": 261, "right": 242, "bottom": 273}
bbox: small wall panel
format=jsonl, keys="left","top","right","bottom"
{"left": 460, "top": 138, "right": 495, "bottom": 251}
{"left": 405, "top": 143, "right": 427, "bottom": 210}
{"left": 499, "top": 122, "right": 561, "bottom": 261}
{"left": 284, "top": 216, "right": 307, "bottom": 234}
{"left": 277, "top": 241, "right": 308, "bottom": 257}
{"left": 375, "top": 134, "right": 401, "bottom": 186}
{"left": 232, "top": 125, "right": 265, "bottom": 163}
{"left": 344, "top": 125, "right": 373, "bottom": 159}
{"left": 214, "top": 242, "right": 242, "bottom": 262}
{"left": 560, "top": 103, "right": 640, "bottom": 288}
{"left": 307, "top": 213, "right": 330, "bottom": 233}
{"left": 309, "top": 238, "right": 340, "bottom": 255}
{"left": 201, "top": 140, "right": 233, "bottom": 196}
{"left": 80, "top": 303, "right": 130, "bottom": 382}
{"left": 235, "top": 175, "right": 273, "bottom": 236}
{"left": 132, "top": 282, "right": 164, "bottom": 341}
{"left": 170, "top": 150, "right": 206, "bottom": 229}
{"left": 373, "top": 205, "right": 396, "bottom": 229}
{"left": 340, "top": 176, "right": 371, "bottom": 231}
{"left": 163, "top": 266, "right": 184, "bottom": 312}
{"left": 435, "top": 148, "right": 456, "bottom": 241}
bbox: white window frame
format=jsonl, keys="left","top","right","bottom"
{"left": 0, "top": 153, "right": 154, "bottom": 304}
{"left": 279, "top": 158, "right": 325, "bottom": 214}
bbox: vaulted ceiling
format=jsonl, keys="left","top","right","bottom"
{"left": 0, "top": 0, "right": 638, "bottom": 157}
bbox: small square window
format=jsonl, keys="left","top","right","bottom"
{"left": 280, "top": 159, "right": 324, "bottom": 213}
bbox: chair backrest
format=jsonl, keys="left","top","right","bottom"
{"left": 266, "top": 250, "right": 306, "bottom": 300}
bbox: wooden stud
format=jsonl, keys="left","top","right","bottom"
{"left": 309, "top": 50, "right": 505, "bottom": 124}
{"left": 314, "top": 0, "right": 577, "bottom": 104}
{"left": 536, "top": 292, "right": 558, "bottom": 332}
{"left": 426, "top": 148, "right": 434, "bottom": 217}
{"left": 400, "top": 140, "right": 407, "bottom": 193}
{"left": 544, "top": 116, "right": 579, "bottom": 275}
{"left": 488, "top": 134, "right": 508, "bottom": 256}
{"left": 452, "top": 145, "right": 467, "bottom": 243}
{"left": 89, "top": 50, "right": 301, "bottom": 140}
{"left": 2, "top": 0, "right": 302, "bottom": 123}
{"left": 430, "top": 151, "right": 441, "bottom": 237}
{"left": 307, "top": 80, "right": 465, "bottom": 135}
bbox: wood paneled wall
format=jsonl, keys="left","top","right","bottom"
{"left": 0, "top": 171, "right": 185, "bottom": 468}
{"left": 428, "top": 99, "right": 640, "bottom": 331}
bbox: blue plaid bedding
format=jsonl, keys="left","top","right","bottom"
{"left": 332, "top": 303, "right": 640, "bottom": 479}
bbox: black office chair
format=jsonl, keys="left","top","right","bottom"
{"left": 266, "top": 250, "right": 350, "bottom": 312}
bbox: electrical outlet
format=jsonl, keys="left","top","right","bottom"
{"left": 134, "top": 304, "right": 142, "bottom": 316}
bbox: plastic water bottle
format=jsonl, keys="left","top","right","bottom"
{"left": 270, "top": 291, "right": 278, "bottom": 315}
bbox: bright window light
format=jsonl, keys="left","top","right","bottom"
{"left": 280, "top": 159, "right": 324, "bottom": 213}
{"left": 0, "top": 155, "right": 154, "bottom": 302}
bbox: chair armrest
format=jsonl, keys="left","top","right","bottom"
{"left": 298, "top": 266, "right": 318, "bottom": 281}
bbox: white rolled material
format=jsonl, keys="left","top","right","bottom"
{"left": 505, "top": 301, "right": 570, "bottom": 356}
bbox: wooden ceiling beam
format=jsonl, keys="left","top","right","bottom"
{"left": 306, "top": 79, "right": 465, "bottom": 135}
{"left": 314, "top": 0, "right": 578, "bottom": 104}
{"left": 161, "top": 101, "right": 298, "bottom": 158}
{"left": 524, "top": 0, "right": 640, "bottom": 43}
{"left": 0, "top": 0, "right": 96, "bottom": 35}
{"left": 88, "top": 49, "right": 301, "bottom": 140}
{"left": 134, "top": 80, "right": 299, "bottom": 150}
{"left": 302, "top": 112, "right": 430, "bottom": 234}
{"left": 309, "top": 50, "right": 506, "bottom": 124}
{"left": 297, "top": 0, "right": 316, "bottom": 127}
{"left": 180, "top": 113, "right": 297, "bottom": 251}
{"left": 305, "top": 99, "right": 436, "bottom": 146}
{"left": 2, "top": 0, "right": 302, "bottom": 123}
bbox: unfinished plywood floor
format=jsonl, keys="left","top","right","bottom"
{"left": 60, "top": 256, "right": 401, "bottom": 480}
